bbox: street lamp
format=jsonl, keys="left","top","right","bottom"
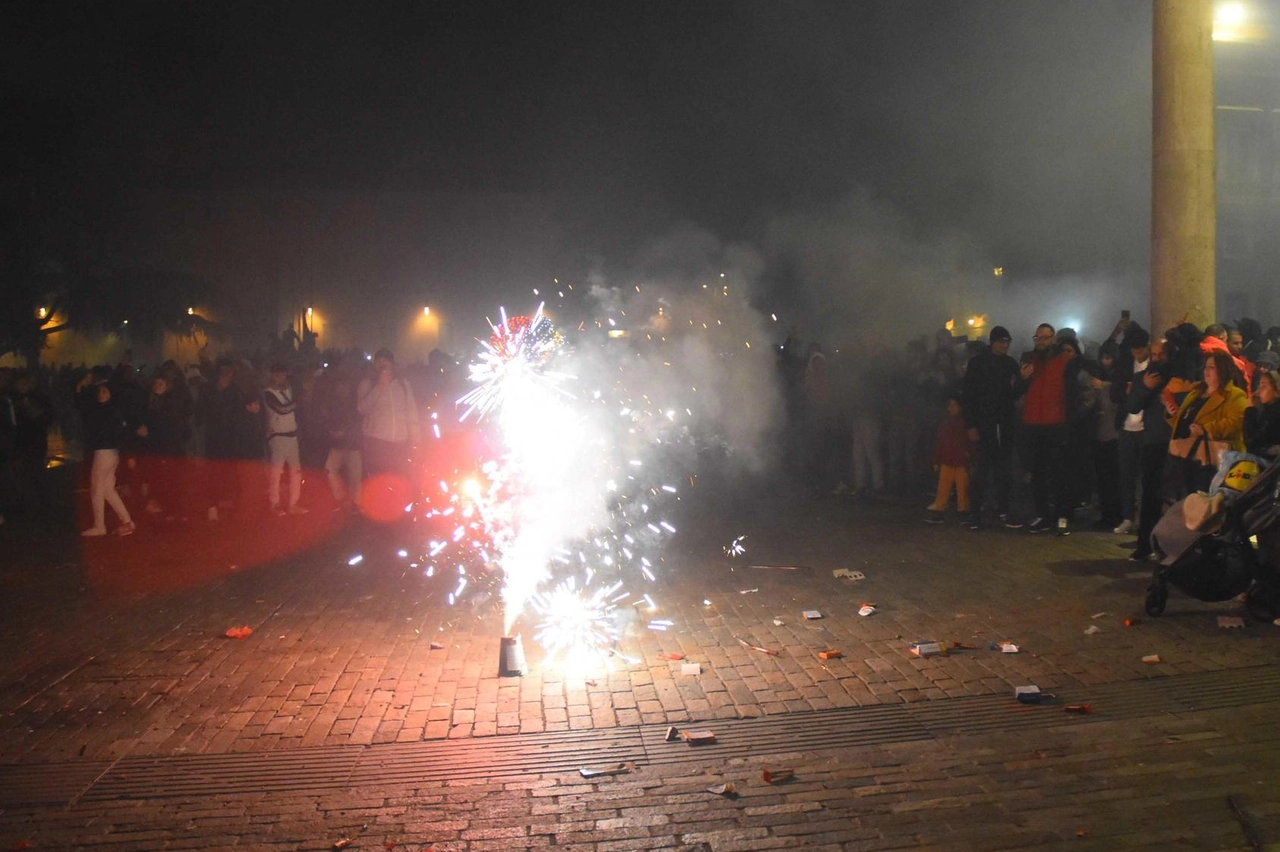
{"left": 187, "top": 306, "right": 195, "bottom": 316}
{"left": 36, "top": 306, "right": 49, "bottom": 320}
{"left": 423, "top": 306, "right": 431, "bottom": 317}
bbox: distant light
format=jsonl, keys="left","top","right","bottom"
{"left": 607, "top": 329, "right": 628, "bottom": 339}
{"left": 347, "top": 555, "right": 364, "bottom": 566}
{"left": 365, "top": 353, "right": 372, "bottom": 361}
{"left": 36, "top": 306, "right": 49, "bottom": 319}
{"left": 187, "top": 307, "right": 195, "bottom": 315}
{"left": 306, "top": 306, "right": 313, "bottom": 317}
{"left": 993, "top": 267, "right": 1004, "bottom": 277}
{"left": 967, "top": 317, "right": 976, "bottom": 327}
{"left": 122, "top": 319, "right": 129, "bottom": 326}
{"left": 423, "top": 306, "right": 431, "bottom": 316}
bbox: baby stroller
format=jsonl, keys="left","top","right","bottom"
{"left": 1146, "top": 451, "right": 1280, "bottom": 619}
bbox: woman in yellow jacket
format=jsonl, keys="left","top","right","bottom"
{"left": 1165, "top": 351, "right": 1249, "bottom": 496}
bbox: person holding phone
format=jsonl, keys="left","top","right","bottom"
{"left": 1122, "top": 338, "right": 1171, "bottom": 561}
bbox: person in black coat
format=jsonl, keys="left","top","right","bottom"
{"left": 137, "top": 374, "right": 189, "bottom": 519}
{"left": 1244, "top": 369, "right": 1280, "bottom": 456}
{"left": 1124, "top": 340, "right": 1173, "bottom": 561}
{"left": 961, "top": 325, "right": 1024, "bottom": 529}
{"left": 76, "top": 373, "right": 135, "bottom": 536}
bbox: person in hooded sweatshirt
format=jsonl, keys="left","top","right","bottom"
{"left": 76, "top": 372, "right": 135, "bottom": 536}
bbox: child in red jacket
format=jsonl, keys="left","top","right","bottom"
{"left": 926, "top": 396, "right": 975, "bottom": 523}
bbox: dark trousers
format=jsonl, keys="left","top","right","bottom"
{"left": 1024, "top": 423, "right": 1069, "bottom": 521}
{"left": 1092, "top": 439, "right": 1121, "bottom": 526}
{"left": 970, "top": 424, "right": 1014, "bottom": 517}
{"left": 1133, "top": 442, "right": 1168, "bottom": 558}
{"left": 1117, "top": 430, "right": 1143, "bottom": 521}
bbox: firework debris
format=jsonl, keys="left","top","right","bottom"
{"left": 818, "top": 649, "right": 843, "bottom": 660}
{"left": 857, "top": 603, "right": 876, "bottom": 617}
{"left": 988, "top": 641, "right": 1019, "bottom": 653}
{"left": 739, "top": 588, "right": 759, "bottom": 594}
{"left": 1142, "top": 654, "right": 1161, "bottom": 664}
{"left": 762, "top": 767, "right": 794, "bottom": 784}
{"left": 429, "top": 641, "right": 445, "bottom": 650}
{"left": 802, "top": 610, "right": 823, "bottom": 620}
{"left": 1064, "top": 704, "right": 1093, "bottom": 715}
{"left": 681, "top": 662, "right": 702, "bottom": 676}
{"left": 737, "top": 638, "right": 780, "bottom": 656}
{"left": 665, "top": 726, "right": 680, "bottom": 742}
{"left": 707, "top": 782, "right": 738, "bottom": 797}
{"left": 909, "top": 640, "right": 947, "bottom": 657}
{"left": 1124, "top": 618, "right": 1139, "bottom": 627}
{"left": 950, "top": 641, "right": 979, "bottom": 651}
{"left": 658, "top": 652, "right": 685, "bottom": 661}
{"left": 682, "top": 729, "right": 717, "bottom": 746}
{"left": 747, "top": 564, "right": 804, "bottom": 571}
{"left": 1084, "top": 625, "right": 1100, "bottom": 635}
{"left": 224, "top": 626, "right": 253, "bottom": 640}
{"left": 579, "top": 763, "right": 634, "bottom": 778}
{"left": 1014, "top": 685, "right": 1045, "bottom": 704}
{"left": 1218, "top": 616, "right": 1245, "bottom": 629}
{"left": 832, "top": 569, "right": 865, "bottom": 581}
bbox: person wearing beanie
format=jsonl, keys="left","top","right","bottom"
{"left": 1114, "top": 323, "right": 1153, "bottom": 534}
{"left": 959, "top": 324, "right": 1024, "bottom": 529}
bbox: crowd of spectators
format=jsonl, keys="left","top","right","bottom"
{"left": 778, "top": 317, "right": 1280, "bottom": 559}
{"left": 0, "top": 343, "right": 466, "bottom": 535}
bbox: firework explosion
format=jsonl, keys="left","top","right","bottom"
{"left": 417, "top": 269, "right": 782, "bottom": 668}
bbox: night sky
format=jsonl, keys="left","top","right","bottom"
{"left": 4, "top": 1, "right": 1157, "bottom": 347}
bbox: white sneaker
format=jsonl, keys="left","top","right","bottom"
{"left": 80, "top": 527, "right": 108, "bottom": 537}
{"left": 1113, "top": 519, "right": 1134, "bottom": 535}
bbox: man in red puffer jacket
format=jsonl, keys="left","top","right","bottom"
{"left": 1018, "top": 323, "right": 1082, "bottom": 535}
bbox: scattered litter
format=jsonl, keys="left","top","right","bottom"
{"left": 429, "top": 641, "right": 445, "bottom": 650}
{"left": 1124, "top": 618, "right": 1138, "bottom": 627}
{"left": 1064, "top": 704, "right": 1093, "bottom": 715}
{"left": 762, "top": 767, "right": 794, "bottom": 784}
{"left": 989, "top": 641, "right": 1019, "bottom": 653}
{"left": 347, "top": 554, "right": 364, "bottom": 566}
{"left": 739, "top": 588, "right": 759, "bottom": 595}
{"left": 724, "top": 536, "right": 747, "bottom": 557}
{"left": 772, "top": 618, "right": 785, "bottom": 626}
{"left": 658, "top": 652, "right": 686, "bottom": 661}
{"left": 665, "top": 726, "right": 680, "bottom": 742}
{"left": 333, "top": 840, "right": 354, "bottom": 851}
{"left": 858, "top": 604, "right": 876, "bottom": 617}
{"left": 1218, "top": 616, "right": 1245, "bottom": 629}
{"left": 802, "top": 610, "right": 823, "bottom": 620}
{"left": 1091, "top": 612, "right": 1108, "bottom": 620}
{"left": 910, "top": 640, "right": 947, "bottom": 657}
{"left": 951, "top": 641, "right": 979, "bottom": 650}
{"left": 224, "top": 626, "right": 253, "bottom": 640}
{"left": 707, "top": 782, "right": 738, "bottom": 797}
{"left": 1142, "top": 654, "right": 1161, "bottom": 664}
{"left": 681, "top": 662, "right": 702, "bottom": 676}
{"left": 818, "top": 649, "right": 843, "bottom": 660}
{"left": 1014, "top": 685, "right": 1045, "bottom": 704}
{"left": 833, "top": 569, "right": 865, "bottom": 581}
{"left": 747, "top": 564, "right": 804, "bottom": 571}
{"left": 579, "top": 763, "right": 633, "bottom": 778}
{"left": 1076, "top": 829, "right": 1090, "bottom": 837}
{"left": 703, "top": 599, "right": 712, "bottom": 606}
{"left": 737, "top": 638, "right": 780, "bottom": 656}
{"left": 682, "top": 729, "right": 717, "bottom": 745}
{"left": 1084, "top": 625, "right": 1101, "bottom": 635}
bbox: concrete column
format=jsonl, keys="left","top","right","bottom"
{"left": 1152, "top": 0, "right": 1216, "bottom": 333}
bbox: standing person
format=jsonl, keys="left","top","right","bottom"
{"left": 357, "top": 349, "right": 419, "bottom": 482}
{"left": 924, "top": 395, "right": 973, "bottom": 523}
{"left": 75, "top": 373, "right": 135, "bottom": 536}
{"left": 1088, "top": 340, "right": 1123, "bottom": 530}
{"left": 1244, "top": 369, "right": 1280, "bottom": 454}
{"left": 200, "top": 358, "right": 246, "bottom": 519}
{"left": 136, "top": 374, "right": 189, "bottom": 520}
{"left": 1165, "top": 352, "right": 1249, "bottom": 500}
{"left": 1115, "top": 326, "right": 1152, "bottom": 534}
{"left": 1126, "top": 339, "right": 1172, "bottom": 561}
{"left": 0, "top": 369, "right": 18, "bottom": 526}
{"left": 263, "top": 365, "right": 306, "bottom": 516}
{"left": 1019, "top": 323, "right": 1080, "bottom": 535}
{"left": 320, "top": 372, "right": 363, "bottom": 508}
{"left": 8, "top": 370, "right": 54, "bottom": 513}
{"left": 962, "top": 326, "right": 1023, "bottom": 529}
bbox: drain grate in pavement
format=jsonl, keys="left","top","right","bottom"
{"left": 3, "top": 664, "right": 1278, "bottom": 808}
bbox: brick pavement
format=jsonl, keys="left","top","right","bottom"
{"left": 2, "top": 492, "right": 1279, "bottom": 764}
{"left": 2, "top": 486, "right": 1280, "bottom": 848}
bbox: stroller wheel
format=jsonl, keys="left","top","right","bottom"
{"left": 1144, "top": 584, "right": 1168, "bottom": 617}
